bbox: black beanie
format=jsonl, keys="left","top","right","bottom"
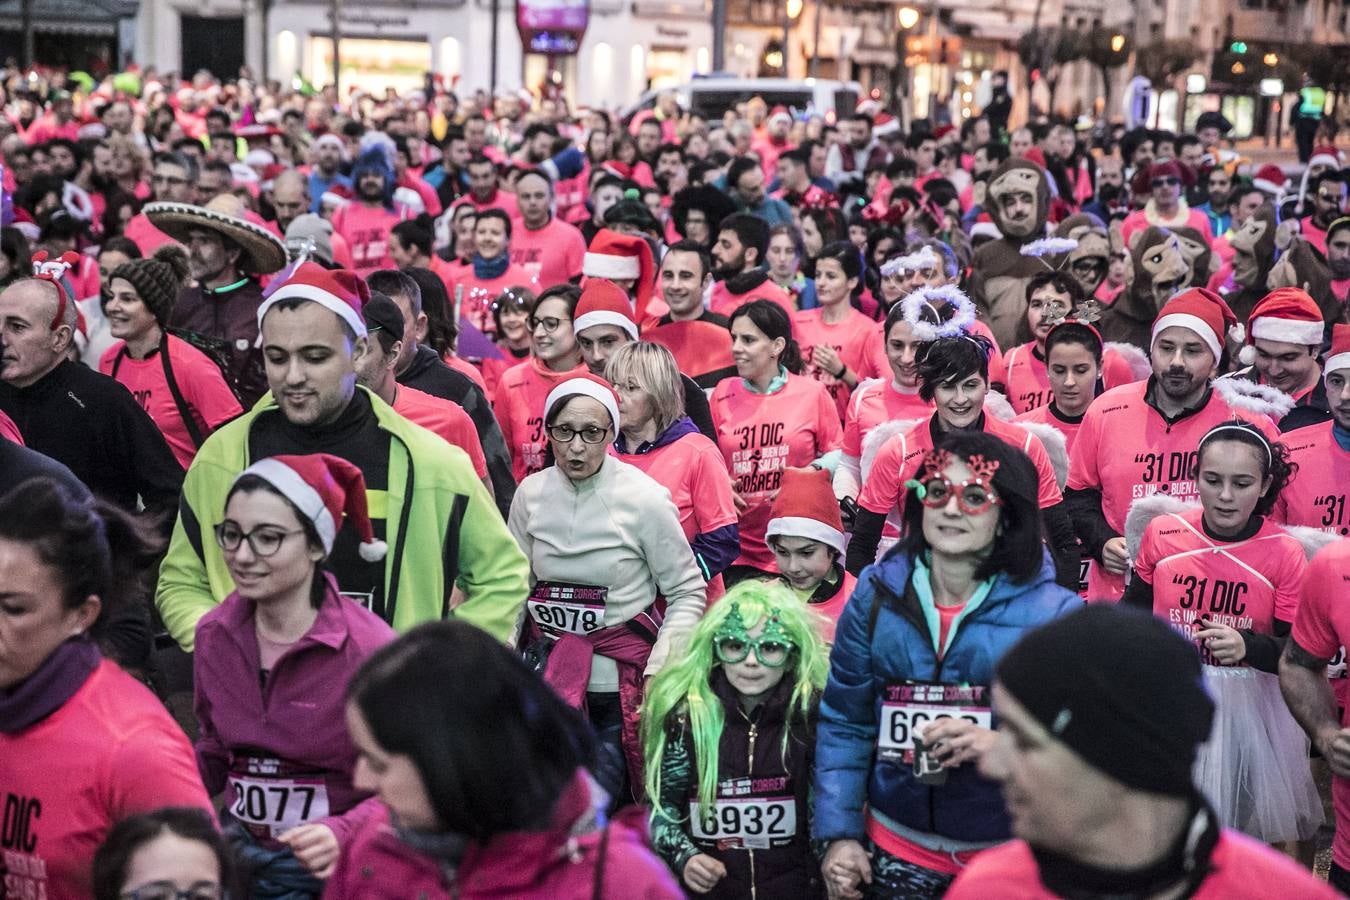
{"left": 996, "top": 605, "right": 1214, "bottom": 797}
{"left": 107, "top": 244, "right": 189, "bottom": 327}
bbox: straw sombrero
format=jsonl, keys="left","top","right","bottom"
{"left": 144, "top": 197, "right": 288, "bottom": 275}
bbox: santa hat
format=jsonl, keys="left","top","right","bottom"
{"left": 1310, "top": 146, "right": 1342, "bottom": 171}
{"left": 768, "top": 105, "right": 792, "bottom": 127}
{"left": 765, "top": 467, "right": 846, "bottom": 555}
{"left": 970, "top": 220, "right": 1002, "bottom": 241}
{"left": 313, "top": 133, "right": 349, "bottom": 161}
{"left": 583, "top": 228, "right": 656, "bottom": 314}
{"left": 258, "top": 261, "right": 370, "bottom": 336}
{"left": 874, "top": 112, "right": 900, "bottom": 137}
{"left": 1252, "top": 164, "right": 1288, "bottom": 197}
{"left": 574, "top": 279, "right": 638, "bottom": 339}
{"left": 1240, "top": 288, "right": 1325, "bottom": 364}
{"left": 1151, "top": 287, "right": 1240, "bottom": 361}
{"left": 544, "top": 375, "right": 621, "bottom": 433}
{"left": 237, "top": 453, "right": 387, "bottom": 561}
{"left": 1326, "top": 324, "right": 1350, "bottom": 377}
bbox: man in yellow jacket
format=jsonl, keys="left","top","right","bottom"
{"left": 156, "top": 263, "right": 528, "bottom": 650}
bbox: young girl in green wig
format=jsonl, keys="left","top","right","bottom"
{"left": 641, "top": 580, "right": 829, "bottom": 898}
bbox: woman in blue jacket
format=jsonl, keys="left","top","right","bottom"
{"left": 814, "top": 430, "right": 1079, "bottom": 898}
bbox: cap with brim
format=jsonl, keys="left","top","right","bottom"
{"left": 144, "top": 201, "right": 288, "bottom": 275}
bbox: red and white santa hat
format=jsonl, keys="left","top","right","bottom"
{"left": 1326, "top": 323, "right": 1350, "bottom": 377}
{"left": 1151, "top": 287, "right": 1240, "bottom": 362}
{"left": 1310, "top": 145, "right": 1343, "bottom": 171}
{"left": 583, "top": 228, "right": 656, "bottom": 316}
{"left": 544, "top": 374, "right": 621, "bottom": 433}
{"left": 1252, "top": 164, "right": 1289, "bottom": 197}
{"left": 574, "top": 279, "right": 638, "bottom": 339}
{"left": 765, "top": 467, "right": 846, "bottom": 555}
{"left": 768, "top": 105, "right": 792, "bottom": 127}
{"left": 257, "top": 261, "right": 370, "bottom": 336}
{"left": 583, "top": 229, "right": 653, "bottom": 283}
{"left": 236, "top": 453, "right": 387, "bottom": 561}
{"left": 1240, "top": 287, "right": 1325, "bottom": 364}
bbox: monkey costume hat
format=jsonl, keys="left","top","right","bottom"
{"left": 968, "top": 158, "right": 1052, "bottom": 349}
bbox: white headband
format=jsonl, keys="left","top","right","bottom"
{"left": 1152, "top": 313, "right": 1222, "bottom": 361}
{"left": 880, "top": 244, "right": 938, "bottom": 278}
{"left": 1199, "top": 423, "right": 1272, "bottom": 469}
{"left": 544, "top": 378, "right": 621, "bottom": 435}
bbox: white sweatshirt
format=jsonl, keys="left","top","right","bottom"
{"left": 508, "top": 455, "right": 708, "bottom": 689}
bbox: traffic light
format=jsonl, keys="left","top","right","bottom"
{"left": 1230, "top": 41, "right": 1248, "bottom": 54}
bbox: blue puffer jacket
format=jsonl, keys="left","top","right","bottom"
{"left": 813, "top": 548, "right": 1079, "bottom": 844}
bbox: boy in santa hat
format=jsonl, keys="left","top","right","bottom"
{"left": 766, "top": 466, "right": 856, "bottom": 644}
{"left": 1225, "top": 287, "right": 1331, "bottom": 430}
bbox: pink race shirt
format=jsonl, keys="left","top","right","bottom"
{"left": 1134, "top": 507, "right": 1304, "bottom": 666}
{"left": 613, "top": 432, "right": 738, "bottom": 543}
{"left": 1271, "top": 422, "right": 1350, "bottom": 537}
{"left": 857, "top": 414, "right": 1063, "bottom": 516}
{"left": 1014, "top": 403, "right": 1085, "bottom": 458}
{"left": 510, "top": 218, "right": 586, "bottom": 289}
{"left": 792, "top": 308, "right": 889, "bottom": 420}
{"left": 1290, "top": 540, "right": 1350, "bottom": 869}
{"left": 1066, "top": 381, "right": 1280, "bottom": 600}
{"left": 1002, "top": 342, "right": 1144, "bottom": 414}
{"left": 393, "top": 385, "right": 488, "bottom": 478}
{"left": 99, "top": 335, "right": 243, "bottom": 468}
{"left": 841, "top": 378, "right": 932, "bottom": 458}
{"left": 710, "top": 373, "right": 842, "bottom": 571}
{"left": 457, "top": 263, "right": 539, "bottom": 336}
{"left": 493, "top": 356, "right": 589, "bottom": 482}
{"left": 708, "top": 278, "right": 795, "bottom": 318}
{"left": 0, "top": 660, "right": 212, "bottom": 899}
{"left": 332, "top": 203, "right": 408, "bottom": 277}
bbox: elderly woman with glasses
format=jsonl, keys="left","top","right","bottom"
{"left": 493, "top": 284, "right": 588, "bottom": 482}
{"left": 509, "top": 374, "right": 708, "bottom": 810}
{"left": 193, "top": 454, "right": 396, "bottom": 898}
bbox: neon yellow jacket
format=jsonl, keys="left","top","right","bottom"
{"left": 155, "top": 387, "right": 528, "bottom": 650}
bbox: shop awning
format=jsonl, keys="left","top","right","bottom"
{"left": 0, "top": 0, "right": 135, "bottom": 35}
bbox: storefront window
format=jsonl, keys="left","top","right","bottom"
{"left": 308, "top": 36, "right": 431, "bottom": 97}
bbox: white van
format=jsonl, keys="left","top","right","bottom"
{"left": 621, "top": 77, "right": 863, "bottom": 125}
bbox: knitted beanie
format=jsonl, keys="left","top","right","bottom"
{"left": 108, "top": 244, "right": 190, "bottom": 326}
{"left": 997, "top": 605, "right": 1214, "bottom": 797}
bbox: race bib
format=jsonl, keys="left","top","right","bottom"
{"left": 527, "top": 581, "right": 607, "bottom": 636}
{"left": 689, "top": 777, "right": 797, "bottom": 849}
{"left": 227, "top": 757, "right": 331, "bottom": 840}
{"left": 878, "top": 682, "right": 991, "bottom": 763}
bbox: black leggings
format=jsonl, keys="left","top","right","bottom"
{"left": 587, "top": 691, "right": 629, "bottom": 812}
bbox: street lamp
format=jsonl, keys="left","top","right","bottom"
{"left": 893, "top": 5, "right": 920, "bottom": 113}
{"left": 1110, "top": 33, "right": 1125, "bottom": 53}
{"left": 898, "top": 6, "right": 920, "bottom": 30}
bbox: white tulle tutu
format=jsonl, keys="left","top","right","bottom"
{"left": 1194, "top": 666, "right": 1324, "bottom": 843}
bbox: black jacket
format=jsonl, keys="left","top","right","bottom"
{"left": 0, "top": 360, "right": 183, "bottom": 524}
{"left": 653, "top": 671, "right": 824, "bottom": 900}
{"left": 397, "top": 343, "right": 515, "bottom": 517}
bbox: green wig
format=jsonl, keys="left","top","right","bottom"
{"left": 640, "top": 579, "right": 830, "bottom": 820}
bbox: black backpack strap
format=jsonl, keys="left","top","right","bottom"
{"left": 159, "top": 336, "right": 206, "bottom": 448}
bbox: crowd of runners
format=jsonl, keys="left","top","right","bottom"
{"left": 4, "top": 65, "right": 1350, "bottom": 898}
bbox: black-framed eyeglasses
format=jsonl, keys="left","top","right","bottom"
{"left": 120, "top": 881, "right": 226, "bottom": 900}
{"left": 529, "top": 315, "right": 570, "bottom": 334}
{"left": 1071, "top": 258, "right": 1107, "bottom": 272}
{"left": 1151, "top": 176, "right": 1180, "bottom": 188}
{"left": 547, "top": 424, "right": 610, "bottom": 444}
{"left": 214, "top": 522, "right": 306, "bottom": 557}
{"left": 151, "top": 173, "right": 189, "bottom": 186}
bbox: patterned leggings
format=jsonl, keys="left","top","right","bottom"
{"left": 864, "top": 837, "right": 956, "bottom": 899}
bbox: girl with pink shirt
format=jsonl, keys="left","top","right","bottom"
{"left": 792, "top": 241, "right": 889, "bottom": 420}
{"left": 494, "top": 285, "right": 588, "bottom": 481}
{"left": 1126, "top": 423, "right": 1322, "bottom": 844}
